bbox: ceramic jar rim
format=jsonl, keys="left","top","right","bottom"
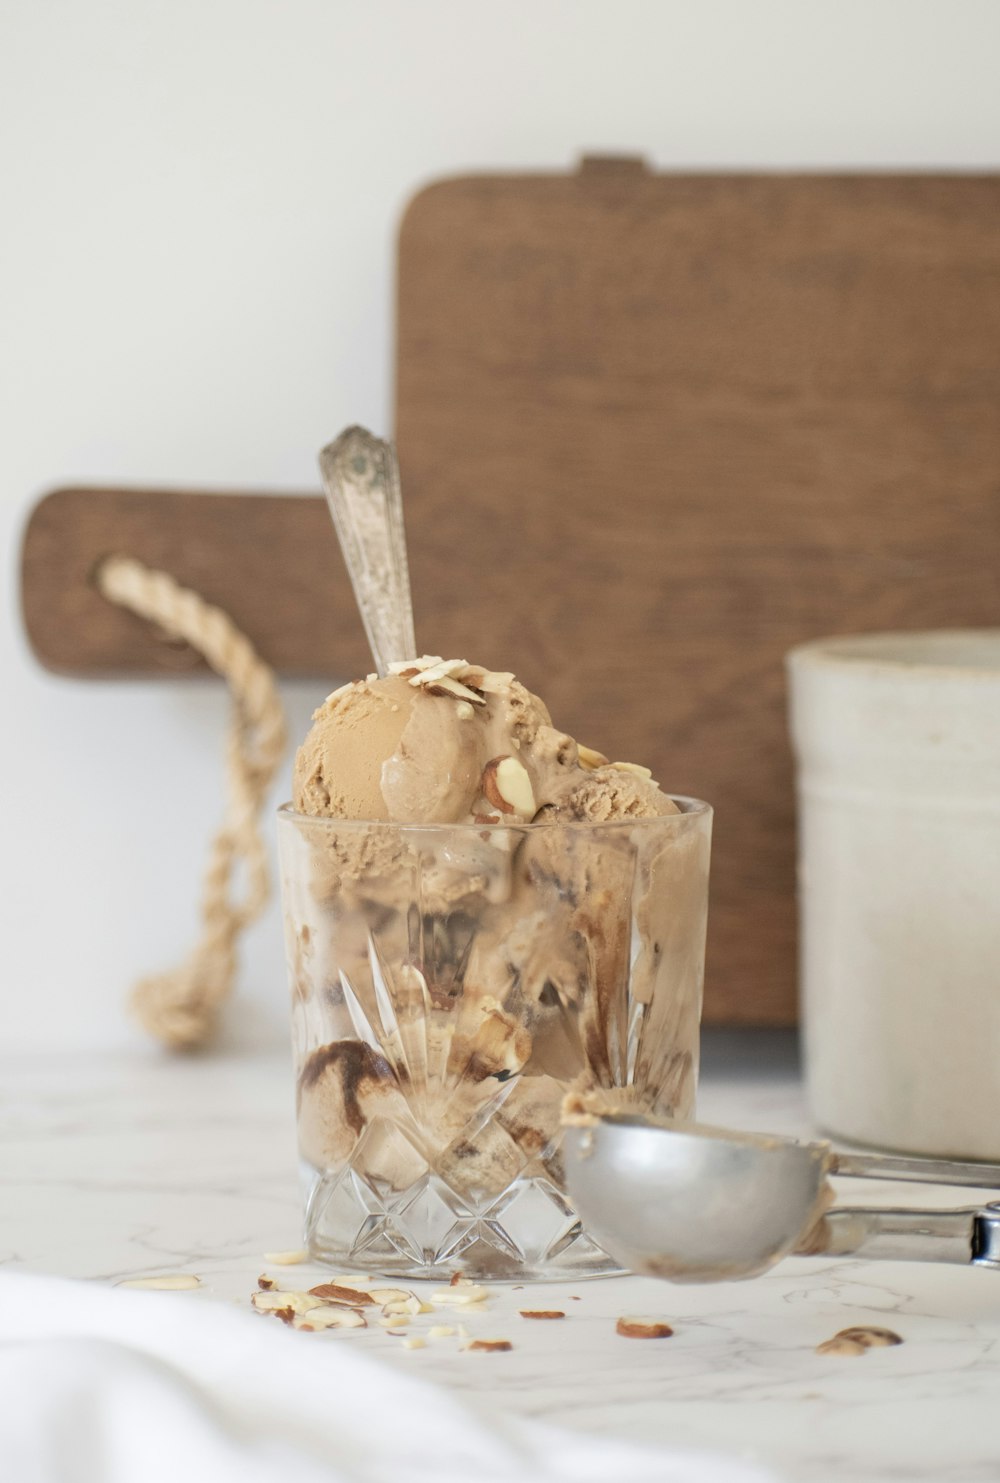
{"left": 787, "top": 629, "right": 1000, "bottom": 683}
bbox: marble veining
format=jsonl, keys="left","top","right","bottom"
{"left": 3, "top": 1035, "right": 1000, "bottom": 1482}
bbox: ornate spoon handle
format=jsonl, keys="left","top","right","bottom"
{"left": 318, "top": 425, "right": 417, "bottom": 674}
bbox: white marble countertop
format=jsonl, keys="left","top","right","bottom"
{"left": 4, "top": 1031, "right": 1000, "bottom": 1482}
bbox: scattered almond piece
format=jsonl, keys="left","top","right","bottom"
{"left": 817, "top": 1325, "right": 903, "bottom": 1355}
{"left": 308, "top": 1283, "right": 375, "bottom": 1306}
{"left": 118, "top": 1274, "right": 201, "bottom": 1291}
{"left": 366, "top": 1287, "right": 412, "bottom": 1305}
{"left": 292, "top": 1307, "right": 366, "bottom": 1331}
{"left": 520, "top": 1310, "right": 565, "bottom": 1320}
{"left": 252, "top": 1290, "right": 323, "bottom": 1317}
{"left": 430, "top": 1283, "right": 488, "bottom": 1306}
{"left": 428, "top": 1325, "right": 457, "bottom": 1338}
{"left": 616, "top": 1317, "right": 674, "bottom": 1339}
{"left": 382, "top": 1294, "right": 434, "bottom": 1317}
{"left": 402, "top": 1336, "right": 427, "bottom": 1350}
{"left": 837, "top": 1326, "right": 903, "bottom": 1348}
{"left": 816, "top": 1336, "right": 867, "bottom": 1357}
{"left": 464, "top": 1339, "right": 513, "bottom": 1353}
{"left": 379, "top": 1315, "right": 411, "bottom": 1328}
{"left": 257, "top": 1274, "right": 276, "bottom": 1291}
{"left": 263, "top": 1250, "right": 309, "bottom": 1266}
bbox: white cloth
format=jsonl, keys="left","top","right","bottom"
{"left": 0, "top": 1274, "right": 775, "bottom": 1483}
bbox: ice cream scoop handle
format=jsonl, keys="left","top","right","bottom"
{"left": 318, "top": 426, "right": 417, "bottom": 673}
{"left": 801, "top": 1204, "right": 1000, "bottom": 1267}
{"left": 831, "top": 1150, "right": 1000, "bottom": 1188}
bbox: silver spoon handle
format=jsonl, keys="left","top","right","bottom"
{"left": 831, "top": 1150, "right": 1000, "bottom": 1189}
{"left": 318, "top": 425, "right": 417, "bottom": 674}
{"left": 805, "top": 1204, "right": 1000, "bottom": 1268}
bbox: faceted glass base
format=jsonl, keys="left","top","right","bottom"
{"left": 303, "top": 1160, "right": 621, "bottom": 1280}
{"left": 280, "top": 804, "right": 712, "bottom": 1284}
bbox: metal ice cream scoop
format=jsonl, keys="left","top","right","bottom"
{"left": 563, "top": 1114, "right": 1000, "bottom": 1282}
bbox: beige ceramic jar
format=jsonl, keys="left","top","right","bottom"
{"left": 788, "top": 631, "right": 1000, "bottom": 1160}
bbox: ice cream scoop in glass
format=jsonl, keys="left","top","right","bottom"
{"left": 562, "top": 1113, "right": 1000, "bottom": 1282}
{"left": 277, "top": 428, "right": 713, "bottom": 1278}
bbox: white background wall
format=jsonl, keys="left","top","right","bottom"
{"left": 3, "top": 0, "right": 999, "bottom": 1053}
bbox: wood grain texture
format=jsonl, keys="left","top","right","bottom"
{"left": 395, "top": 167, "right": 1000, "bottom": 1025}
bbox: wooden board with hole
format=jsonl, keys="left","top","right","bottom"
{"left": 20, "top": 487, "right": 373, "bottom": 681}
{"left": 20, "top": 162, "right": 1000, "bottom": 1023}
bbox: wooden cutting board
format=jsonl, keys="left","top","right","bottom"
{"left": 22, "top": 161, "right": 1000, "bottom": 1023}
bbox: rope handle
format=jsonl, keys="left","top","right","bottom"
{"left": 97, "top": 556, "right": 288, "bottom": 1049}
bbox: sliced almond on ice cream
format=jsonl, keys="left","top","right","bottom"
{"left": 610, "top": 761, "right": 654, "bottom": 780}
{"left": 408, "top": 657, "right": 466, "bottom": 682}
{"left": 387, "top": 656, "right": 443, "bottom": 675}
{"left": 423, "top": 676, "right": 487, "bottom": 705}
{"left": 399, "top": 658, "right": 487, "bottom": 705}
{"left": 577, "top": 744, "right": 610, "bottom": 770}
{"left": 482, "top": 756, "right": 536, "bottom": 816}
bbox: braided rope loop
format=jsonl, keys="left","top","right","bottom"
{"left": 97, "top": 556, "right": 288, "bottom": 1049}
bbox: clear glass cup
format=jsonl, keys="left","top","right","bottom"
{"left": 278, "top": 799, "right": 712, "bottom": 1280}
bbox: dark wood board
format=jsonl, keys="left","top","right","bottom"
{"left": 20, "top": 487, "right": 372, "bottom": 681}
{"left": 21, "top": 163, "right": 1000, "bottom": 1023}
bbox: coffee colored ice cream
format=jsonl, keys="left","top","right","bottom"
{"left": 293, "top": 656, "right": 676, "bottom": 827}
